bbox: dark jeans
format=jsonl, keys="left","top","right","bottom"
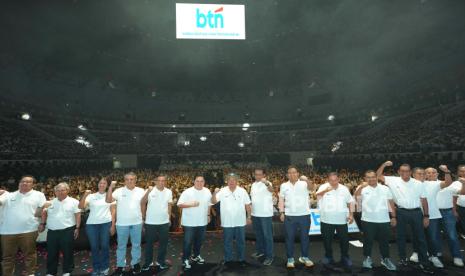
{"left": 252, "top": 216, "right": 273, "bottom": 259}
{"left": 223, "top": 227, "right": 245, "bottom": 262}
{"left": 284, "top": 215, "right": 310, "bottom": 259}
{"left": 438, "top": 208, "right": 462, "bottom": 258}
{"left": 396, "top": 208, "right": 428, "bottom": 265}
{"left": 425, "top": 218, "right": 441, "bottom": 256}
{"left": 361, "top": 221, "right": 390, "bottom": 258}
{"left": 86, "top": 222, "right": 111, "bottom": 273}
{"left": 321, "top": 222, "right": 349, "bottom": 260}
{"left": 457, "top": 206, "right": 465, "bottom": 236}
{"left": 144, "top": 223, "right": 169, "bottom": 266}
{"left": 46, "top": 226, "right": 75, "bottom": 275}
{"left": 182, "top": 226, "right": 206, "bottom": 261}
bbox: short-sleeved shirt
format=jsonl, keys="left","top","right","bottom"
{"left": 360, "top": 184, "right": 393, "bottom": 223}
{"left": 384, "top": 176, "right": 426, "bottom": 209}
{"left": 85, "top": 192, "right": 112, "bottom": 225}
{"left": 250, "top": 181, "right": 274, "bottom": 217}
{"left": 317, "top": 183, "right": 354, "bottom": 224}
{"left": 112, "top": 186, "right": 145, "bottom": 226}
{"left": 46, "top": 196, "right": 81, "bottom": 230}
{"left": 423, "top": 180, "right": 442, "bottom": 219}
{"left": 215, "top": 186, "right": 251, "bottom": 227}
{"left": 453, "top": 181, "right": 465, "bottom": 207}
{"left": 146, "top": 187, "right": 173, "bottom": 225}
{"left": 178, "top": 186, "right": 212, "bottom": 227}
{"left": 279, "top": 180, "right": 311, "bottom": 216}
{"left": 437, "top": 181, "right": 461, "bottom": 209}
{"left": 0, "top": 190, "right": 46, "bottom": 234}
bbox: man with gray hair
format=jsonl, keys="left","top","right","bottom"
{"left": 106, "top": 172, "right": 145, "bottom": 275}
{"left": 212, "top": 173, "right": 252, "bottom": 268}
{"left": 40, "top": 182, "right": 81, "bottom": 276}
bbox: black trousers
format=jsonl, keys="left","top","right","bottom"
{"left": 396, "top": 208, "right": 428, "bottom": 265}
{"left": 46, "top": 226, "right": 75, "bottom": 275}
{"left": 361, "top": 221, "right": 390, "bottom": 258}
{"left": 144, "top": 223, "right": 170, "bottom": 266}
{"left": 321, "top": 222, "right": 349, "bottom": 259}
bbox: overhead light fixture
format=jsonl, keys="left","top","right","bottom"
{"left": 183, "top": 140, "right": 190, "bottom": 146}
{"left": 238, "top": 142, "right": 245, "bottom": 148}
{"left": 328, "top": 115, "right": 335, "bottom": 121}
{"left": 371, "top": 115, "right": 378, "bottom": 122}
{"left": 242, "top": 127, "right": 248, "bottom": 131}
{"left": 200, "top": 136, "right": 207, "bottom": 141}
{"left": 242, "top": 123, "right": 250, "bottom": 128}
{"left": 21, "top": 113, "right": 31, "bottom": 121}
{"left": 172, "top": 124, "right": 176, "bottom": 128}
{"left": 77, "top": 124, "right": 87, "bottom": 131}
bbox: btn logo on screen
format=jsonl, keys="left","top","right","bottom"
{"left": 196, "top": 7, "right": 224, "bottom": 29}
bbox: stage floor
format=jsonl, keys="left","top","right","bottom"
{"left": 14, "top": 232, "right": 465, "bottom": 275}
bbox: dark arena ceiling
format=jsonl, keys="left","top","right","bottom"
{"left": 1, "top": 0, "right": 465, "bottom": 124}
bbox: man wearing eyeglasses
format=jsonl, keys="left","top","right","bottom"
{"left": 377, "top": 161, "right": 434, "bottom": 274}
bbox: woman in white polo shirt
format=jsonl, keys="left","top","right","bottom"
{"left": 79, "top": 178, "right": 116, "bottom": 276}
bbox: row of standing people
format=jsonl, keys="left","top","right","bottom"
{"left": 1, "top": 164, "right": 465, "bottom": 275}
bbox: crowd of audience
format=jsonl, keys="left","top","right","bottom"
{"left": 1, "top": 102, "right": 464, "bottom": 160}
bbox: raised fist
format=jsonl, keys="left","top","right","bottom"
{"left": 384, "top": 161, "right": 393, "bottom": 167}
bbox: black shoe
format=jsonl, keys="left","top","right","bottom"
{"left": 113, "top": 267, "right": 124, "bottom": 276}
{"left": 419, "top": 264, "right": 434, "bottom": 275}
{"left": 158, "top": 263, "right": 169, "bottom": 270}
{"left": 132, "top": 264, "right": 141, "bottom": 274}
{"left": 239, "top": 261, "right": 248, "bottom": 267}
{"left": 141, "top": 264, "right": 151, "bottom": 271}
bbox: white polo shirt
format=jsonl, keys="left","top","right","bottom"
{"left": 178, "top": 186, "right": 212, "bottom": 227}
{"left": 46, "top": 196, "right": 81, "bottom": 230}
{"left": 279, "top": 180, "right": 311, "bottom": 216}
{"left": 453, "top": 181, "right": 465, "bottom": 207}
{"left": 0, "top": 190, "right": 46, "bottom": 235}
{"left": 384, "top": 176, "right": 426, "bottom": 209}
{"left": 423, "top": 181, "right": 442, "bottom": 219}
{"left": 437, "top": 181, "right": 461, "bottom": 209}
{"left": 85, "top": 192, "right": 112, "bottom": 225}
{"left": 250, "top": 181, "right": 274, "bottom": 217}
{"left": 360, "top": 184, "right": 393, "bottom": 223}
{"left": 146, "top": 187, "right": 173, "bottom": 225}
{"left": 317, "top": 183, "right": 354, "bottom": 224}
{"left": 112, "top": 186, "right": 145, "bottom": 226}
{"left": 215, "top": 186, "right": 251, "bottom": 228}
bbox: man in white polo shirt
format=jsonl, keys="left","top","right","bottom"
{"left": 106, "top": 172, "right": 145, "bottom": 275}
{"left": 212, "top": 173, "right": 251, "bottom": 267}
{"left": 410, "top": 165, "right": 453, "bottom": 268}
{"left": 377, "top": 161, "right": 433, "bottom": 274}
{"left": 449, "top": 165, "right": 465, "bottom": 265}
{"left": 316, "top": 172, "right": 354, "bottom": 272}
{"left": 177, "top": 175, "right": 212, "bottom": 269}
{"left": 278, "top": 166, "right": 314, "bottom": 269}
{"left": 354, "top": 170, "right": 397, "bottom": 271}
{"left": 250, "top": 168, "right": 274, "bottom": 265}
{"left": 0, "top": 175, "right": 46, "bottom": 276}
{"left": 141, "top": 174, "right": 172, "bottom": 271}
{"left": 41, "top": 182, "right": 81, "bottom": 276}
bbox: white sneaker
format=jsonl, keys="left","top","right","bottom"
{"left": 298, "top": 257, "right": 314, "bottom": 268}
{"left": 454, "top": 258, "right": 464, "bottom": 267}
{"left": 63, "top": 274, "right": 71, "bottom": 276}
{"left": 429, "top": 256, "right": 444, "bottom": 268}
{"left": 409, "top": 252, "right": 419, "bottom": 263}
{"left": 183, "top": 259, "right": 191, "bottom": 269}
